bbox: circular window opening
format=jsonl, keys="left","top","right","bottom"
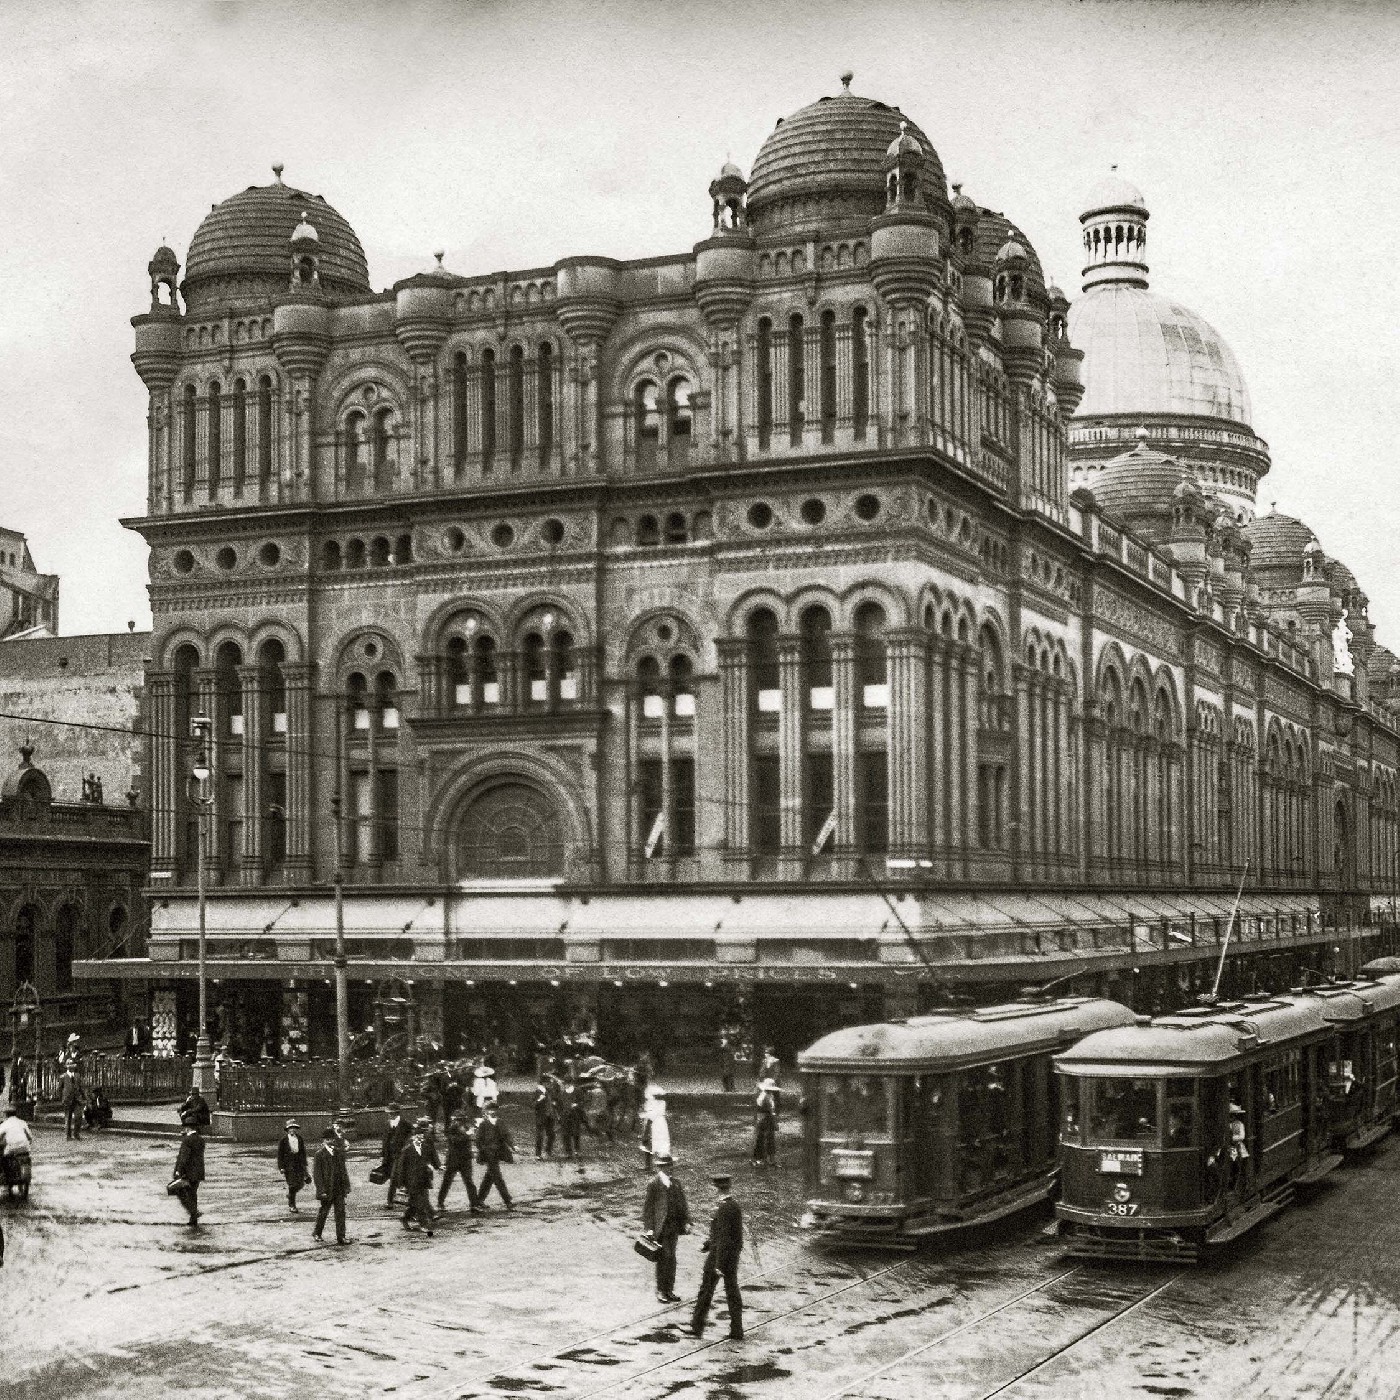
{"left": 541, "top": 517, "right": 565, "bottom": 546}
{"left": 363, "top": 640, "right": 379, "bottom": 660}
{"left": 854, "top": 494, "right": 881, "bottom": 522}
{"left": 747, "top": 502, "right": 773, "bottom": 530}
{"left": 491, "top": 522, "right": 515, "bottom": 549}
{"left": 258, "top": 542, "right": 281, "bottom": 568}
{"left": 800, "top": 498, "right": 826, "bottom": 526}
{"left": 173, "top": 549, "right": 195, "bottom": 575}
{"left": 656, "top": 623, "right": 674, "bottom": 643}
{"left": 215, "top": 546, "right": 237, "bottom": 571}
{"left": 443, "top": 526, "right": 466, "bottom": 554}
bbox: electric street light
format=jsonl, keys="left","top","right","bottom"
{"left": 189, "top": 714, "right": 215, "bottom": 1096}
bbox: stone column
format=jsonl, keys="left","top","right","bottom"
{"left": 927, "top": 639, "right": 947, "bottom": 877}
{"left": 415, "top": 653, "right": 441, "bottom": 717}
{"left": 831, "top": 634, "right": 858, "bottom": 875}
{"left": 887, "top": 628, "right": 927, "bottom": 857}
{"left": 718, "top": 639, "right": 750, "bottom": 870}
{"left": 959, "top": 647, "right": 979, "bottom": 877}
{"left": 778, "top": 635, "right": 804, "bottom": 877}
{"left": 238, "top": 663, "right": 264, "bottom": 885}
{"left": 1013, "top": 663, "right": 1032, "bottom": 881}
{"left": 284, "top": 663, "right": 314, "bottom": 881}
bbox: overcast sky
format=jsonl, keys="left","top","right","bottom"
{"left": 3, "top": 0, "right": 1399, "bottom": 643}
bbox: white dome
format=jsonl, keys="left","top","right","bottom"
{"left": 1083, "top": 172, "right": 1147, "bottom": 216}
{"left": 1067, "top": 285, "right": 1252, "bottom": 426}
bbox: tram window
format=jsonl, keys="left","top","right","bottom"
{"left": 1060, "top": 1077, "right": 1081, "bottom": 1143}
{"left": 1165, "top": 1079, "right": 1196, "bottom": 1147}
{"left": 1087, "top": 1078, "right": 1159, "bottom": 1145}
{"left": 821, "top": 1075, "right": 889, "bottom": 1138}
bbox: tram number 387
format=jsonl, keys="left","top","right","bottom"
{"left": 1106, "top": 1201, "right": 1140, "bottom": 1216}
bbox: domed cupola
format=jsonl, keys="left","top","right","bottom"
{"left": 182, "top": 164, "right": 370, "bottom": 312}
{"left": 289, "top": 212, "right": 322, "bottom": 290}
{"left": 1080, "top": 167, "right": 1149, "bottom": 291}
{"left": 746, "top": 74, "right": 946, "bottom": 237}
{"left": 949, "top": 183, "right": 979, "bottom": 263}
{"left": 869, "top": 117, "right": 943, "bottom": 308}
{"left": 883, "top": 122, "right": 926, "bottom": 211}
{"left": 695, "top": 160, "right": 756, "bottom": 330}
{"left": 147, "top": 245, "right": 180, "bottom": 312}
{"left": 1067, "top": 170, "right": 1270, "bottom": 520}
{"left": 709, "top": 160, "right": 749, "bottom": 234}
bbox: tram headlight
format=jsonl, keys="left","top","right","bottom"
{"left": 1112, "top": 1182, "right": 1131, "bottom": 1205}
{"left": 844, "top": 1181, "right": 866, "bottom": 1204}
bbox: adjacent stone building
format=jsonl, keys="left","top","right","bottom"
{"left": 86, "top": 80, "right": 1400, "bottom": 1065}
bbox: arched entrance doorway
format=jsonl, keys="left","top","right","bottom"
{"left": 456, "top": 780, "right": 564, "bottom": 879}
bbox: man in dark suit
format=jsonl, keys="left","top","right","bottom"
{"left": 179, "top": 1085, "right": 212, "bottom": 1129}
{"left": 380, "top": 1104, "right": 412, "bottom": 1207}
{"left": 691, "top": 1172, "right": 743, "bottom": 1340}
{"left": 397, "top": 1120, "right": 436, "bottom": 1237}
{"left": 59, "top": 1068, "right": 84, "bottom": 1140}
{"left": 172, "top": 1112, "right": 206, "bottom": 1226}
{"left": 641, "top": 1154, "right": 689, "bottom": 1303}
{"left": 437, "top": 1109, "right": 480, "bottom": 1213}
{"left": 312, "top": 1124, "right": 351, "bottom": 1244}
{"left": 475, "top": 1104, "right": 514, "bottom": 1209}
{"left": 276, "top": 1118, "right": 309, "bottom": 1210}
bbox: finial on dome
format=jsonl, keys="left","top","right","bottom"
{"left": 434, "top": 250, "right": 445, "bottom": 267}
{"left": 272, "top": 163, "right": 284, "bottom": 184}
{"left": 1135, "top": 425, "right": 1150, "bottom": 446}
{"left": 840, "top": 70, "right": 853, "bottom": 91}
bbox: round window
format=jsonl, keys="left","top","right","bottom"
{"left": 854, "top": 494, "right": 881, "bottom": 522}
{"left": 800, "top": 498, "right": 826, "bottom": 526}
{"left": 258, "top": 542, "right": 281, "bottom": 567}
{"left": 215, "top": 546, "right": 237, "bottom": 570}
{"left": 443, "top": 526, "right": 466, "bottom": 554}
{"left": 363, "top": 640, "right": 379, "bottom": 660}
{"left": 491, "top": 522, "right": 515, "bottom": 549}
{"left": 173, "top": 549, "right": 195, "bottom": 575}
{"left": 747, "top": 502, "right": 773, "bottom": 530}
{"left": 656, "top": 623, "right": 674, "bottom": 643}
{"left": 542, "top": 518, "right": 565, "bottom": 546}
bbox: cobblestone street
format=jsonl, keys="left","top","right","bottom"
{"left": 5, "top": 1101, "right": 1400, "bottom": 1399}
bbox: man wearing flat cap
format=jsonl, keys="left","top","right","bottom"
{"left": 642, "top": 1153, "right": 689, "bottom": 1303}
{"left": 277, "top": 1118, "right": 309, "bottom": 1211}
{"left": 312, "top": 1123, "right": 351, "bottom": 1244}
{"left": 691, "top": 1173, "right": 743, "bottom": 1340}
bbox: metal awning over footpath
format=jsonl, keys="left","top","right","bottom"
{"left": 75, "top": 885, "right": 1333, "bottom": 988}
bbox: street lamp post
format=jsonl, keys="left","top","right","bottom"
{"left": 189, "top": 714, "right": 215, "bottom": 1096}
{"left": 330, "top": 791, "right": 350, "bottom": 1111}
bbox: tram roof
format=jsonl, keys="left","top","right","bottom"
{"left": 1278, "top": 974, "right": 1400, "bottom": 1024}
{"left": 797, "top": 997, "right": 1137, "bottom": 1071}
{"left": 1056, "top": 997, "right": 1330, "bottom": 1072}
{"left": 1361, "top": 958, "right": 1400, "bottom": 978}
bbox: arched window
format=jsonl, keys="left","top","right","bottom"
{"left": 232, "top": 378, "right": 247, "bottom": 495}
{"left": 370, "top": 535, "right": 391, "bottom": 567}
{"left": 216, "top": 640, "right": 243, "bottom": 738}
{"left": 538, "top": 343, "right": 554, "bottom": 465}
{"left": 207, "top": 381, "right": 222, "bottom": 494}
{"left": 747, "top": 607, "right": 780, "bottom": 710}
{"left": 635, "top": 380, "right": 660, "bottom": 472}
{"left": 347, "top": 671, "right": 369, "bottom": 732}
{"left": 669, "top": 653, "right": 694, "bottom": 717}
{"left": 481, "top": 348, "right": 497, "bottom": 473}
{"left": 453, "top": 351, "right": 469, "bottom": 475}
{"left": 788, "top": 313, "right": 805, "bottom": 445}
{"left": 853, "top": 307, "right": 870, "bottom": 441}
{"left": 447, "top": 636, "right": 470, "bottom": 708}
{"left": 393, "top": 533, "right": 412, "bottom": 564}
{"left": 978, "top": 628, "right": 1007, "bottom": 732}
{"left": 509, "top": 344, "right": 525, "bottom": 469}
{"left": 667, "top": 376, "right": 692, "bottom": 467}
{"left": 664, "top": 512, "right": 688, "bottom": 545}
{"left": 260, "top": 638, "right": 287, "bottom": 736}
{"left": 638, "top": 655, "right": 664, "bottom": 719}
{"left": 257, "top": 375, "right": 274, "bottom": 491}
{"left": 636, "top": 514, "right": 660, "bottom": 547}
{"left": 820, "top": 311, "right": 837, "bottom": 443}
{"left": 523, "top": 631, "right": 547, "bottom": 705}
{"left": 54, "top": 905, "right": 78, "bottom": 994}
{"left": 346, "top": 411, "right": 367, "bottom": 494}
{"left": 13, "top": 906, "right": 36, "bottom": 988}
{"left": 801, "top": 605, "right": 833, "bottom": 707}
{"left": 854, "top": 601, "right": 887, "bottom": 705}
{"left": 553, "top": 630, "right": 578, "bottom": 704}
{"left": 474, "top": 635, "right": 499, "bottom": 705}
{"left": 375, "top": 670, "right": 399, "bottom": 731}
{"left": 182, "top": 383, "right": 197, "bottom": 499}
{"left": 372, "top": 408, "right": 393, "bottom": 492}
{"left": 757, "top": 318, "right": 773, "bottom": 450}
{"left": 345, "top": 537, "right": 366, "bottom": 569}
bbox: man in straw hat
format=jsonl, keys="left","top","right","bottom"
{"left": 690, "top": 1172, "right": 743, "bottom": 1340}
{"left": 641, "top": 1152, "right": 689, "bottom": 1303}
{"left": 277, "top": 1117, "right": 309, "bottom": 1211}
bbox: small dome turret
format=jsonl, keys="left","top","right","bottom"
{"left": 290, "top": 213, "right": 319, "bottom": 244}
{"left": 882, "top": 121, "right": 926, "bottom": 212}
{"left": 708, "top": 160, "right": 749, "bottom": 233}
{"left": 146, "top": 244, "right": 180, "bottom": 312}
{"left": 1080, "top": 166, "right": 1149, "bottom": 292}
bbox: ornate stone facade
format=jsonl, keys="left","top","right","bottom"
{"left": 91, "top": 82, "right": 1400, "bottom": 1060}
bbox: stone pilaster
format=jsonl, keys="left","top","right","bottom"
{"left": 238, "top": 663, "right": 264, "bottom": 884}
{"left": 718, "top": 639, "right": 749, "bottom": 868}
{"left": 831, "top": 634, "right": 858, "bottom": 875}
{"left": 887, "top": 628, "right": 927, "bottom": 857}
{"left": 284, "top": 663, "right": 314, "bottom": 881}
{"left": 777, "top": 635, "right": 804, "bottom": 877}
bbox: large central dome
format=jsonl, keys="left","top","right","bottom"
{"left": 183, "top": 174, "right": 370, "bottom": 310}
{"left": 747, "top": 80, "right": 946, "bottom": 234}
{"left": 1068, "top": 288, "right": 1252, "bottom": 424}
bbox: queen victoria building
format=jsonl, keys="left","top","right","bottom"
{"left": 90, "top": 79, "right": 1400, "bottom": 1061}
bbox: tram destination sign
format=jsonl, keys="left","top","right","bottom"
{"left": 1098, "top": 1150, "right": 1144, "bottom": 1176}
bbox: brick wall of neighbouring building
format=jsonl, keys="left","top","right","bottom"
{"left": 0, "top": 631, "right": 149, "bottom": 804}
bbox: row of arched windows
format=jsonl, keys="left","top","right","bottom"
{"left": 451, "top": 343, "right": 556, "bottom": 475}
{"left": 755, "top": 307, "right": 870, "bottom": 450}
{"left": 181, "top": 376, "right": 274, "bottom": 500}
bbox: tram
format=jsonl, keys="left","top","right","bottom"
{"left": 797, "top": 996, "right": 1137, "bottom": 1246}
{"left": 1054, "top": 975, "right": 1400, "bottom": 1261}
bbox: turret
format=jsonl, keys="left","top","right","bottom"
{"left": 993, "top": 239, "right": 1042, "bottom": 385}
{"left": 1046, "top": 282, "right": 1085, "bottom": 414}
{"left": 394, "top": 252, "right": 455, "bottom": 364}
{"left": 695, "top": 163, "right": 756, "bottom": 329}
{"left": 709, "top": 161, "right": 749, "bottom": 234}
{"left": 132, "top": 244, "right": 183, "bottom": 393}
{"left": 288, "top": 211, "right": 322, "bottom": 291}
{"left": 869, "top": 125, "right": 941, "bottom": 306}
{"left": 1080, "top": 167, "right": 1149, "bottom": 292}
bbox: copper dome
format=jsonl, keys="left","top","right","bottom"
{"left": 184, "top": 180, "right": 370, "bottom": 309}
